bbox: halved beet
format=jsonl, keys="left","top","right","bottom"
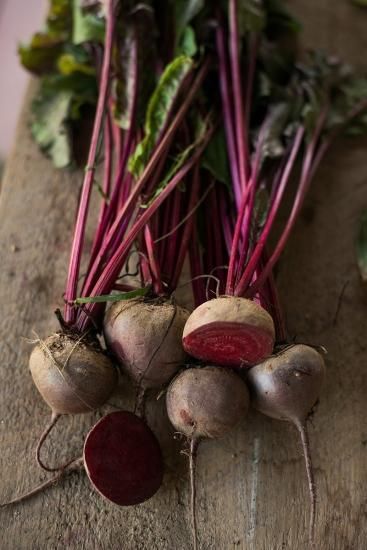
{"left": 83, "top": 411, "right": 163, "bottom": 506}
{"left": 182, "top": 297, "right": 275, "bottom": 367}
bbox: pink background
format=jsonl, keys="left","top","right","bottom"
{"left": 0, "top": 0, "right": 44, "bottom": 159}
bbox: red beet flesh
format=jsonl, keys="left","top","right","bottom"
{"left": 183, "top": 322, "right": 274, "bottom": 367}
{"left": 182, "top": 297, "right": 275, "bottom": 367}
{"left": 83, "top": 411, "right": 163, "bottom": 506}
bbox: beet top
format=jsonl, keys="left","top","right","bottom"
{"left": 84, "top": 411, "right": 164, "bottom": 506}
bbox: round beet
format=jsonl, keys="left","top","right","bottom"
{"left": 182, "top": 297, "right": 275, "bottom": 368}
{"left": 166, "top": 366, "right": 249, "bottom": 439}
{"left": 247, "top": 344, "right": 325, "bottom": 424}
{"left": 84, "top": 411, "right": 163, "bottom": 505}
{"left": 29, "top": 332, "right": 118, "bottom": 414}
{"left": 166, "top": 366, "right": 249, "bottom": 549}
{"left": 104, "top": 298, "right": 189, "bottom": 389}
{"left": 247, "top": 344, "right": 326, "bottom": 542}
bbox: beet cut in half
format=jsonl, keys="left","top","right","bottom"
{"left": 84, "top": 411, "right": 164, "bottom": 506}
{"left": 182, "top": 297, "right": 275, "bottom": 367}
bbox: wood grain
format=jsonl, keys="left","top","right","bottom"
{"left": 1, "top": 3, "right": 367, "bottom": 549}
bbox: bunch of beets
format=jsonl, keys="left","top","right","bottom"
{"left": 5, "top": 1, "right": 367, "bottom": 548}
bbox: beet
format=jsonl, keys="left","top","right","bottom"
{"left": 247, "top": 344, "right": 326, "bottom": 542}
{"left": 166, "top": 366, "right": 249, "bottom": 439}
{"left": 2, "top": 411, "right": 163, "bottom": 508}
{"left": 247, "top": 344, "right": 325, "bottom": 423}
{"left": 84, "top": 411, "right": 164, "bottom": 505}
{"left": 29, "top": 332, "right": 117, "bottom": 414}
{"left": 182, "top": 297, "right": 275, "bottom": 367}
{"left": 28, "top": 331, "right": 117, "bottom": 472}
{"left": 104, "top": 298, "right": 189, "bottom": 389}
{"left": 166, "top": 366, "right": 249, "bottom": 549}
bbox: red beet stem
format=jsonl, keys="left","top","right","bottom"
{"left": 76, "top": 128, "right": 213, "bottom": 332}
{"left": 171, "top": 165, "right": 201, "bottom": 289}
{"left": 245, "top": 108, "right": 327, "bottom": 299}
{"left": 228, "top": 0, "right": 249, "bottom": 188}
{"left": 225, "top": 180, "right": 254, "bottom": 295}
{"left": 79, "top": 61, "right": 209, "bottom": 304}
{"left": 235, "top": 126, "right": 304, "bottom": 297}
{"left": 88, "top": 109, "right": 114, "bottom": 267}
{"left": 216, "top": 19, "right": 241, "bottom": 207}
{"left": 189, "top": 239, "right": 207, "bottom": 307}
{"left": 144, "top": 224, "right": 163, "bottom": 295}
{"left": 233, "top": 126, "right": 265, "bottom": 291}
{"left": 64, "top": 0, "right": 115, "bottom": 325}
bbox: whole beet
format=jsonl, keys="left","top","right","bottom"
{"left": 104, "top": 298, "right": 189, "bottom": 390}
{"left": 166, "top": 366, "right": 249, "bottom": 550}
{"left": 247, "top": 344, "right": 326, "bottom": 543}
{"left": 29, "top": 331, "right": 117, "bottom": 472}
{"left": 29, "top": 331, "right": 117, "bottom": 415}
{"left": 166, "top": 366, "right": 249, "bottom": 439}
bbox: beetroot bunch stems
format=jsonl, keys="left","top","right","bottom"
{"left": 61, "top": 1, "right": 211, "bottom": 334}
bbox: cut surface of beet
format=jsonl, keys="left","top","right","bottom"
{"left": 183, "top": 321, "right": 274, "bottom": 367}
{"left": 83, "top": 411, "right": 163, "bottom": 506}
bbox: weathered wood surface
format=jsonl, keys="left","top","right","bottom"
{"left": 1, "top": 2, "right": 367, "bottom": 549}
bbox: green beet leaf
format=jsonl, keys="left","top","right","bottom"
{"left": 72, "top": 0, "right": 105, "bottom": 44}
{"left": 128, "top": 55, "right": 194, "bottom": 178}
{"left": 114, "top": 2, "right": 157, "bottom": 130}
{"left": 32, "top": 89, "right": 73, "bottom": 168}
{"left": 19, "top": 33, "right": 65, "bottom": 75}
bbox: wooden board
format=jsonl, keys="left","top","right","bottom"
{"left": 1, "top": 2, "right": 367, "bottom": 548}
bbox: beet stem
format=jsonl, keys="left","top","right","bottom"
{"left": 235, "top": 126, "right": 304, "bottom": 297}
{"left": 0, "top": 458, "right": 83, "bottom": 508}
{"left": 79, "top": 61, "right": 209, "bottom": 305}
{"left": 216, "top": 19, "right": 241, "bottom": 207}
{"left": 189, "top": 438, "right": 199, "bottom": 550}
{"left": 246, "top": 107, "right": 328, "bottom": 299}
{"left": 87, "top": 110, "right": 114, "bottom": 268}
{"left": 228, "top": 0, "right": 249, "bottom": 187}
{"left": 36, "top": 412, "right": 61, "bottom": 472}
{"left": 76, "top": 127, "right": 213, "bottom": 332}
{"left": 189, "top": 239, "right": 206, "bottom": 307}
{"left": 64, "top": 0, "right": 115, "bottom": 325}
{"left": 296, "top": 421, "right": 316, "bottom": 545}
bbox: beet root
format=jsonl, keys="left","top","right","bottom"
{"left": 247, "top": 344, "right": 326, "bottom": 543}
{"left": 104, "top": 298, "right": 189, "bottom": 389}
{"left": 2, "top": 411, "right": 163, "bottom": 508}
{"left": 84, "top": 411, "right": 164, "bottom": 505}
{"left": 182, "top": 297, "right": 275, "bottom": 367}
{"left": 247, "top": 344, "right": 325, "bottom": 424}
{"left": 29, "top": 332, "right": 117, "bottom": 414}
{"left": 166, "top": 366, "right": 249, "bottom": 549}
{"left": 166, "top": 366, "right": 249, "bottom": 439}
